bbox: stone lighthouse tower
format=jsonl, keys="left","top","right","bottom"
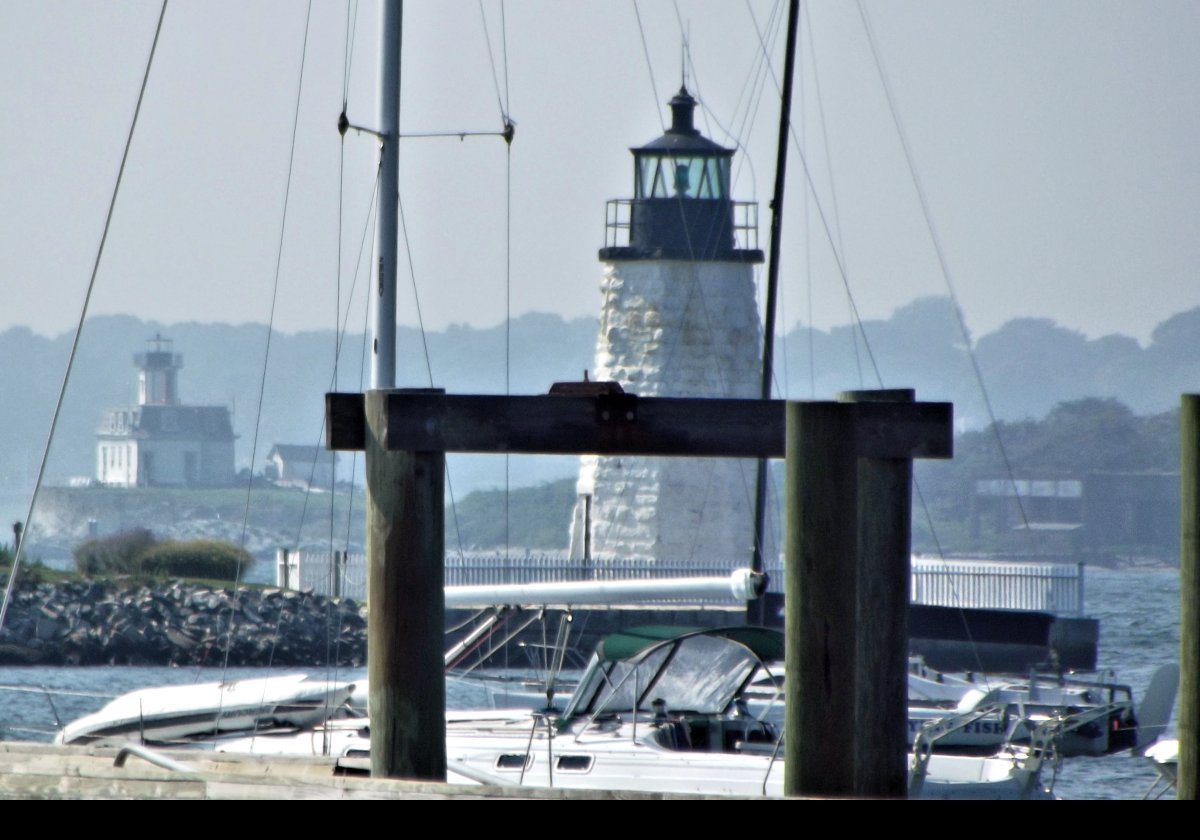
{"left": 570, "top": 86, "right": 767, "bottom": 569}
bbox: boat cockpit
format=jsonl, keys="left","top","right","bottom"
{"left": 557, "top": 626, "right": 784, "bottom": 753}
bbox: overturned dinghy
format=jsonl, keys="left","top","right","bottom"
{"left": 56, "top": 673, "right": 355, "bottom": 746}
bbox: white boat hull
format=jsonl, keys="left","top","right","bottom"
{"left": 56, "top": 673, "right": 355, "bottom": 746}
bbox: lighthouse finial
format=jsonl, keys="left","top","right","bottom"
{"left": 680, "top": 26, "right": 690, "bottom": 91}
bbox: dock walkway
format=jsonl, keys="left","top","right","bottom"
{"left": 0, "top": 741, "right": 736, "bottom": 800}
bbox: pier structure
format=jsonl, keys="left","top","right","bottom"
{"left": 328, "top": 387, "right": 952, "bottom": 797}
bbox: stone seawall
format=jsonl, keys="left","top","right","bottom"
{"left": 0, "top": 581, "right": 367, "bottom": 666}
{"left": 0, "top": 580, "right": 755, "bottom": 669}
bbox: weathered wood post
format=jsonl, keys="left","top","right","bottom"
{"left": 785, "top": 401, "right": 859, "bottom": 796}
{"left": 840, "top": 389, "right": 913, "bottom": 798}
{"left": 365, "top": 388, "right": 446, "bottom": 780}
{"left": 784, "top": 393, "right": 949, "bottom": 799}
{"left": 1180, "top": 394, "right": 1199, "bottom": 799}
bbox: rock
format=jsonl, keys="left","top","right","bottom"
{"left": 34, "top": 617, "right": 67, "bottom": 642}
{"left": 0, "top": 579, "right": 369, "bottom": 666}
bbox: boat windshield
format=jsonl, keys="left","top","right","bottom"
{"left": 564, "top": 630, "right": 765, "bottom": 721}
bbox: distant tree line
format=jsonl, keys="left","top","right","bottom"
{"left": 918, "top": 397, "right": 1177, "bottom": 516}
{"left": 914, "top": 398, "right": 1179, "bottom": 557}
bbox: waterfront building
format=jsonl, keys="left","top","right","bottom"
{"left": 95, "top": 335, "right": 235, "bottom": 487}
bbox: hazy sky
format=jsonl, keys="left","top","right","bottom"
{"left": 1, "top": 0, "right": 1198, "bottom": 346}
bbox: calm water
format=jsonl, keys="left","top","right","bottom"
{"left": 1046, "top": 566, "right": 1180, "bottom": 800}
{"left": 0, "top": 566, "right": 1181, "bottom": 799}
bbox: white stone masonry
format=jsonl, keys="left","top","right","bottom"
{"left": 572, "top": 259, "right": 772, "bottom": 568}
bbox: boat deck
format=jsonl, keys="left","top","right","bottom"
{"left": 0, "top": 740, "right": 785, "bottom": 800}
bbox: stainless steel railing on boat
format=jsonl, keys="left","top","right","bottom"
{"left": 114, "top": 742, "right": 197, "bottom": 773}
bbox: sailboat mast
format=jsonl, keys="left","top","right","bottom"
{"left": 749, "top": 0, "right": 799, "bottom": 624}
{"left": 372, "top": 0, "right": 402, "bottom": 389}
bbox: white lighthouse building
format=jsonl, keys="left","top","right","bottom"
{"left": 570, "top": 87, "right": 768, "bottom": 569}
{"left": 95, "top": 335, "right": 235, "bottom": 487}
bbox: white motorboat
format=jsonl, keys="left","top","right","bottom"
{"left": 905, "top": 661, "right": 1159, "bottom": 757}
{"left": 740, "top": 653, "right": 1164, "bottom": 758}
{"left": 55, "top": 672, "right": 355, "bottom": 746}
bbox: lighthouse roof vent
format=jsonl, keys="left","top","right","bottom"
{"left": 634, "top": 87, "right": 732, "bottom": 156}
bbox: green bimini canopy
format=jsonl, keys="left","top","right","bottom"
{"left": 565, "top": 626, "right": 785, "bottom": 722}
{"left": 596, "top": 625, "right": 784, "bottom": 663}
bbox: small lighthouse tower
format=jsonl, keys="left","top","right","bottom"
{"left": 95, "top": 335, "right": 235, "bottom": 487}
{"left": 571, "top": 87, "right": 767, "bottom": 569}
{"left": 136, "top": 333, "right": 182, "bottom": 406}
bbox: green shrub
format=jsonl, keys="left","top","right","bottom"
{"left": 73, "top": 528, "right": 158, "bottom": 575}
{"left": 135, "top": 539, "right": 253, "bottom": 580}
{"left": 73, "top": 531, "right": 251, "bottom": 580}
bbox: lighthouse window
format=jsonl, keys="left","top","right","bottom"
{"left": 638, "top": 157, "right": 669, "bottom": 199}
{"left": 636, "top": 155, "right": 728, "bottom": 199}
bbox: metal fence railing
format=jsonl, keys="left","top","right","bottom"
{"left": 276, "top": 550, "right": 1084, "bottom": 617}
{"left": 910, "top": 557, "right": 1084, "bottom": 617}
{"left": 276, "top": 550, "right": 784, "bottom": 606}
{"left": 602, "top": 199, "right": 760, "bottom": 251}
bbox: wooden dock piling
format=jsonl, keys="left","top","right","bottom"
{"left": 784, "top": 391, "right": 946, "bottom": 799}
{"left": 365, "top": 388, "right": 446, "bottom": 781}
{"left": 1179, "top": 394, "right": 1199, "bottom": 800}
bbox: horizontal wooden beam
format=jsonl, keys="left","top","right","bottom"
{"left": 327, "top": 391, "right": 952, "bottom": 461}
{"left": 326, "top": 392, "right": 365, "bottom": 451}
{"left": 396, "top": 392, "right": 784, "bottom": 457}
{"left": 851, "top": 401, "right": 953, "bottom": 459}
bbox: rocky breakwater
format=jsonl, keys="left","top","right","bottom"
{"left": 0, "top": 580, "right": 367, "bottom": 666}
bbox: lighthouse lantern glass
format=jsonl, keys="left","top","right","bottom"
{"left": 636, "top": 155, "right": 728, "bottom": 200}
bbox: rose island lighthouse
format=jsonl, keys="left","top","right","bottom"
{"left": 570, "top": 86, "right": 770, "bottom": 569}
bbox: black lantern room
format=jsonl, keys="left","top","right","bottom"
{"left": 600, "top": 87, "right": 763, "bottom": 263}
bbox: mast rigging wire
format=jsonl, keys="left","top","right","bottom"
{"left": 587, "top": 2, "right": 779, "bottom": 565}
{"left": 801, "top": 0, "right": 862, "bottom": 390}
{"left": 221, "top": 0, "right": 315, "bottom": 678}
{"left": 743, "top": 4, "right": 999, "bottom": 673}
{"left": 475, "top": 0, "right": 516, "bottom": 560}
{"left": 632, "top": 1, "right": 666, "bottom": 131}
{"left": 346, "top": 169, "right": 382, "bottom": 555}
{"left": 500, "top": 1, "right": 511, "bottom": 121}
{"left": 290, "top": 161, "right": 382, "bottom": 564}
{"left": 220, "top": 0, "right": 328, "bottom": 733}
{"left": 342, "top": 0, "right": 360, "bottom": 110}
{"left": 340, "top": 168, "right": 382, "bottom": 526}
{"left": 0, "top": 0, "right": 169, "bottom": 634}
{"left": 477, "top": 0, "right": 511, "bottom": 123}
{"left": 855, "top": 0, "right": 1034, "bottom": 537}
{"left": 677, "top": 4, "right": 784, "bottom": 563}
{"left": 264, "top": 23, "right": 382, "bottom": 710}
{"left": 398, "top": 129, "right": 515, "bottom": 140}
{"left": 745, "top": 8, "right": 884, "bottom": 390}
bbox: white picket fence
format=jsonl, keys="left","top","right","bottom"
{"left": 910, "top": 557, "right": 1084, "bottom": 617}
{"left": 276, "top": 549, "right": 1084, "bottom": 616}
{"left": 276, "top": 549, "right": 368, "bottom": 601}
